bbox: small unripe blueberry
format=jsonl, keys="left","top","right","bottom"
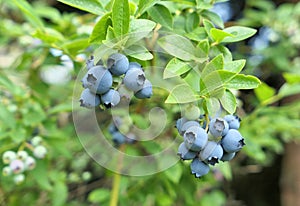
{"left": 2, "top": 151, "right": 17, "bottom": 164}
{"left": 183, "top": 104, "right": 200, "bottom": 121}
{"left": 33, "top": 145, "right": 47, "bottom": 159}
{"left": 14, "top": 174, "right": 25, "bottom": 184}
{"left": 9, "top": 159, "right": 25, "bottom": 174}
{"left": 31, "top": 136, "right": 43, "bottom": 147}
{"left": 2, "top": 166, "right": 12, "bottom": 176}
{"left": 24, "top": 156, "right": 36, "bottom": 170}
{"left": 17, "top": 151, "right": 28, "bottom": 161}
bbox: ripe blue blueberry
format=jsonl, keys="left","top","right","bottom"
{"left": 224, "top": 115, "right": 241, "bottom": 130}
{"left": 177, "top": 142, "right": 197, "bottom": 160}
{"left": 112, "top": 131, "right": 126, "bottom": 146}
{"left": 128, "top": 62, "right": 142, "bottom": 70}
{"left": 79, "top": 88, "right": 101, "bottom": 108}
{"left": 2, "top": 151, "right": 16, "bottom": 164}
{"left": 183, "top": 126, "right": 208, "bottom": 152}
{"left": 209, "top": 118, "right": 229, "bottom": 137}
{"left": 180, "top": 121, "right": 201, "bottom": 136}
{"left": 175, "top": 117, "right": 188, "bottom": 135}
{"left": 134, "top": 79, "right": 153, "bottom": 99}
{"left": 101, "top": 89, "right": 121, "bottom": 107}
{"left": 86, "top": 55, "right": 94, "bottom": 70}
{"left": 9, "top": 159, "right": 24, "bottom": 174}
{"left": 107, "top": 53, "right": 129, "bottom": 76}
{"left": 83, "top": 65, "right": 113, "bottom": 94}
{"left": 33, "top": 145, "right": 47, "bottom": 159}
{"left": 190, "top": 158, "right": 210, "bottom": 178}
{"left": 123, "top": 68, "right": 146, "bottom": 92}
{"left": 221, "top": 129, "right": 245, "bottom": 153}
{"left": 221, "top": 152, "right": 236, "bottom": 162}
{"left": 199, "top": 141, "right": 224, "bottom": 165}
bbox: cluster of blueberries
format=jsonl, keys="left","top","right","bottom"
{"left": 2, "top": 136, "right": 47, "bottom": 184}
{"left": 79, "top": 53, "right": 153, "bottom": 109}
{"left": 108, "top": 116, "right": 136, "bottom": 147}
{"left": 176, "top": 111, "right": 244, "bottom": 178}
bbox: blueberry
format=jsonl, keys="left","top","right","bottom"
{"left": 2, "top": 166, "right": 12, "bottom": 176}
{"left": 134, "top": 79, "right": 152, "bottom": 99}
{"left": 107, "top": 53, "right": 129, "bottom": 76}
{"left": 86, "top": 55, "right": 94, "bottom": 70}
{"left": 31, "top": 136, "right": 43, "bottom": 147}
{"left": 125, "top": 133, "right": 137, "bottom": 144}
{"left": 177, "top": 142, "right": 197, "bottom": 160}
{"left": 101, "top": 89, "right": 120, "bottom": 107}
{"left": 33, "top": 145, "right": 47, "bottom": 159}
{"left": 123, "top": 68, "right": 146, "bottom": 92}
{"left": 221, "top": 152, "right": 236, "bottom": 162}
{"left": 82, "top": 65, "right": 113, "bottom": 94}
{"left": 112, "top": 131, "right": 126, "bottom": 146}
{"left": 180, "top": 120, "right": 201, "bottom": 136}
{"left": 183, "top": 126, "right": 208, "bottom": 152}
{"left": 184, "top": 104, "right": 200, "bottom": 121}
{"left": 175, "top": 117, "right": 188, "bottom": 134}
{"left": 24, "top": 156, "right": 36, "bottom": 170}
{"left": 199, "top": 141, "right": 224, "bottom": 165}
{"left": 224, "top": 115, "right": 241, "bottom": 130}
{"left": 221, "top": 129, "right": 245, "bottom": 153}
{"left": 128, "top": 62, "right": 142, "bottom": 70}
{"left": 209, "top": 118, "right": 229, "bottom": 137}
{"left": 108, "top": 123, "right": 118, "bottom": 134}
{"left": 79, "top": 88, "right": 101, "bottom": 108}
{"left": 17, "top": 151, "right": 28, "bottom": 161}
{"left": 9, "top": 159, "right": 24, "bottom": 174}
{"left": 14, "top": 174, "right": 25, "bottom": 184}
{"left": 190, "top": 158, "right": 210, "bottom": 178}
{"left": 2, "top": 151, "right": 16, "bottom": 164}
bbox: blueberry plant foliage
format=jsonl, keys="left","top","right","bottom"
{"left": 1, "top": 0, "right": 286, "bottom": 205}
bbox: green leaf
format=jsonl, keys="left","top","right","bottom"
{"left": 283, "top": 73, "right": 300, "bottom": 84}
{"left": 205, "top": 97, "right": 221, "bottom": 116}
{"left": 112, "top": 0, "right": 130, "bottom": 37}
{"left": 219, "top": 89, "right": 237, "bottom": 114}
{"left": 165, "top": 84, "right": 199, "bottom": 104}
{"left": 202, "top": 54, "right": 224, "bottom": 78}
{"left": 137, "top": 0, "right": 160, "bottom": 16}
{"left": 89, "top": 12, "right": 112, "bottom": 44}
{"left": 30, "top": 160, "right": 52, "bottom": 191}
{"left": 185, "top": 27, "right": 207, "bottom": 41}
{"left": 148, "top": 4, "right": 173, "bottom": 29}
{"left": 197, "top": 39, "right": 210, "bottom": 55}
{"left": 57, "top": 0, "right": 104, "bottom": 15}
{"left": 163, "top": 58, "right": 192, "bottom": 79}
{"left": 52, "top": 180, "right": 68, "bottom": 206}
{"left": 278, "top": 83, "right": 300, "bottom": 98}
{"left": 124, "top": 45, "right": 153, "bottom": 60}
{"left": 33, "top": 28, "right": 65, "bottom": 44}
{"left": 0, "top": 74, "right": 24, "bottom": 96}
{"left": 185, "top": 12, "right": 199, "bottom": 33}
{"left": 158, "top": 34, "right": 204, "bottom": 62}
{"left": 200, "top": 70, "right": 236, "bottom": 96}
{"left": 126, "top": 19, "right": 156, "bottom": 46}
{"left": 226, "top": 74, "right": 261, "bottom": 89}
{"left": 12, "top": 0, "right": 44, "bottom": 28}
{"left": 224, "top": 59, "right": 246, "bottom": 73}
{"left": 164, "top": 163, "right": 183, "bottom": 184}
{"left": 222, "top": 26, "right": 257, "bottom": 43}
{"left": 211, "top": 45, "right": 232, "bottom": 62}
{"left": 203, "top": 19, "right": 214, "bottom": 36}
{"left": 88, "top": 188, "right": 110, "bottom": 203}
{"left": 210, "top": 28, "right": 234, "bottom": 43}
{"left": 254, "top": 83, "right": 276, "bottom": 102}
{"left": 184, "top": 69, "right": 201, "bottom": 92}
{"left": 201, "top": 10, "right": 224, "bottom": 29}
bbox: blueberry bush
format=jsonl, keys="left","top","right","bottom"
{"left": 1, "top": 0, "right": 300, "bottom": 205}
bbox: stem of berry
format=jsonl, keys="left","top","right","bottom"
{"left": 109, "top": 144, "right": 125, "bottom": 206}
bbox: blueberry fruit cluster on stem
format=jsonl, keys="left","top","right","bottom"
{"left": 1, "top": 136, "right": 47, "bottom": 184}
{"left": 177, "top": 112, "right": 244, "bottom": 178}
{"left": 79, "top": 53, "right": 153, "bottom": 109}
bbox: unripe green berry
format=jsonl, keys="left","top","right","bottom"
{"left": 2, "top": 151, "right": 16, "bottom": 164}
{"left": 183, "top": 104, "right": 200, "bottom": 121}
{"left": 33, "top": 145, "right": 47, "bottom": 159}
{"left": 31, "top": 136, "right": 43, "bottom": 147}
{"left": 2, "top": 166, "right": 12, "bottom": 176}
{"left": 14, "top": 174, "right": 25, "bottom": 185}
{"left": 17, "top": 151, "right": 28, "bottom": 161}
